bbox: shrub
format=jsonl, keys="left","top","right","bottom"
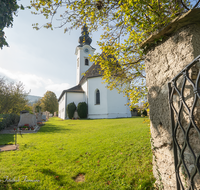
{"left": 141, "top": 109, "right": 147, "bottom": 116}
{"left": 0, "top": 114, "right": 20, "bottom": 131}
{"left": 66, "top": 102, "right": 76, "bottom": 119}
{"left": 77, "top": 102, "right": 88, "bottom": 119}
{"left": 10, "top": 113, "right": 20, "bottom": 124}
{"left": 137, "top": 110, "right": 141, "bottom": 116}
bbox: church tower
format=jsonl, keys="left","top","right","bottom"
{"left": 75, "top": 25, "right": 96, "bottom": 85}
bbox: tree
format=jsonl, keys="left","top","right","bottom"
{"left": 0, "top": 0, "right": 20, "bottom": 49}
{"left": 41, "top": 91, "right": 58, "bottom": 114}
{"left": 33, "top": 99, "right": 42, "bottom": 113}
{"left": 0, "top": 77, "right": 29, "bottom": 114}
{"left": 30, "top": 0, "right": 196, "bottom": 108}
{"left": 24, "top": 104, "right": 34, "bottom": 114}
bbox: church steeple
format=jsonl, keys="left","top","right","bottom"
{"left": 78, "top": 24, "right": 92, "bottom": 46}
{"left": 75, "top": 25, "right": 96, "bottom": 85}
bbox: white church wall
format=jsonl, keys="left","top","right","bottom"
{"left": 66, "top": 92, "right": 85, "bottom": 118}
{"left": 87, "top": 77, "right": 109, "bottom": 119}
{"left": 58, "top": 93, "right": 66, "bottom": 120}
{"left": 107, "top": 88, "right": 131, "bottom": 118}
{"left": 75, "top": 45, "right": 95, "bottom": 84}
{"left": 81, "top": 81, "right": 88, "bottom": 104}
{"left": 76, "top": 53, "right": 80, "bottom": 85}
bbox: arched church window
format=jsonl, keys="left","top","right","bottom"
{"left": 95, "top": 89, "right": 100, "bottom": 105}
{"left": 85, "top": 58, "right": 89, "bottom": 65}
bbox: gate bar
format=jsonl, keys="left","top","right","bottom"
{"left": 168, "top": 82, "right": 181, "bottom": 190}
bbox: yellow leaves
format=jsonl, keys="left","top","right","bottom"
{"left": 28, "top": 0, "right": 184, "bottom": 110}
{"left": 128, "top": 0, "right": 134, "bottom": 7}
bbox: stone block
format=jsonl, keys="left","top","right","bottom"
{"left": 42, "top": 115, "right": 46, "bottom": 121}
{"left": 36, "top": 112, "right": 43, "bottom": 122}
{"left": 73, "top": 110, "right": 79, "bottom": 119}
{"left": 18, "top": 113, "right": 37, "bottom": 127}
{"left": 145, "top": 23, "right": 200, "bottom": 189}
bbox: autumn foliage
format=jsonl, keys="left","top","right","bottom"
{"left": 30, "top": 0, "right": 196, "bottom": 108}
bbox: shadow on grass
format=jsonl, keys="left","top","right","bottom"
{"left": 39, "top": 168, "right": 67, "bottom": 187}
{"left": 0, "top": 134, "right": 15, "bottom": 145}
{"left": 38, "top": 124, "right": 71, "bottom": 133}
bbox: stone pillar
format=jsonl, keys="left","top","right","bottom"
{"left": 144, "top": 17, "right": 200, "bottom": 189}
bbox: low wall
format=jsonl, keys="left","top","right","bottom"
{"left": 145, "top": 23, "right": 200, "bottom": 189}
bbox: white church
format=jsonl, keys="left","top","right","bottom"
{"left": 58, "top": 25, "right": 131, "bottom": 119}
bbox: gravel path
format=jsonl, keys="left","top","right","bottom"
{"left": 0, "top": 144, "right": 19, "bottom": 152}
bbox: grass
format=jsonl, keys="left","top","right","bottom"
{"left": 0, "top": 117, "right": 155, "bottom": 190}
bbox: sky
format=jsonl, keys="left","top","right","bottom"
{"left": 0, "top": 0, "right": 102, "bottom": 98}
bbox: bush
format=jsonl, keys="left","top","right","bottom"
{"left": 66, "top": 102, "right": 76, "bottom": 119}
{"left": 77, "top": 102, "right": 88, "bottom": 119}
{"left": 141, "top": 109, "right": 147, "bottom": 116}
{"left": 0, "top": 114, "right": 20, "bottom": 131}
{"left": 137, "top": 110, "right": 141, "bottom": 116}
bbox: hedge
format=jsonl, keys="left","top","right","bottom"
{"left": 66, "top": 102, "right": 76, "bottom": 119}
{"left": 77, "top": 102, "right": 88, "bottom": 119}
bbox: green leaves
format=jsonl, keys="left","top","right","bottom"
{"left": 0, "top": 0, "right": 22, "bottom": 48}
{"left": 41, "top": 91, "right": 58, "bottom": 114}
{"left": 29, "top": 0, "right": 191, "bottom": 108}
{"left": 0, "top": 77, "right": 29, "bottom": 114}
{"left": 20, "top": 4, "right": 25, "bottom": 10}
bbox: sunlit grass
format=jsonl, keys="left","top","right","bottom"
{"left": 0, "top": 117, "right": 155, "bottom": 190}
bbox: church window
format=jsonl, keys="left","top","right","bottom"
{"left": 85, "top": 58, "right": 89, "bottom": 65}
{"left": 95, "top": 89, "right": 100, "bottom": 105}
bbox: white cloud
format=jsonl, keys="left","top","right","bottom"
{"left": 0, "top": 67, "right": 45, "bottom": 88}
{"left": 45, "top": 83, "right": 70, "bottom": 92}
{"left": 0, "top": 67, "right": 70, "bottom": 98}
{"left": 45, "top": 83, "right": 70, "bottom": 96}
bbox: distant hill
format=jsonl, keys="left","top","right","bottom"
{"left": 26, "top": 95, "right": 42, "bottom": 105}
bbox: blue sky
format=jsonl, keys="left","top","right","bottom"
{"left": 0, "top": 0, "right": 102, "bottom": 98}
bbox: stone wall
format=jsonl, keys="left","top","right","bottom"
{"left": 145, "top": 23, "right": 200, "bottom": 189}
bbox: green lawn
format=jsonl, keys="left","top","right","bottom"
{"left": 0, "top": 117, "right": 155, "bottom": 190}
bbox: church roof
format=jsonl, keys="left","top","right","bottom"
{"left": 77, "top": 44, "right": 96, "bottom": 50}
{"left": 58, "top": 85, "right": 84, "bottom": 102}
{"left": 79, "top": 52, "right": 121, "bottom": 85}
{"left": 58, "top": 63, "right": 103, "bottom": 102}
{"left": 78, "top": 24, "right": 92, "bottom": 46}
{"left": 77, "top": 24, "right": 95, "bottom": 50}
{"left": 79, "top": 62, "right": 103, "bottom": 85}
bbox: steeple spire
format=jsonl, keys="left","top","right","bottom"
{"left": 78, "top": 24, "right": 92, "bottom": 46}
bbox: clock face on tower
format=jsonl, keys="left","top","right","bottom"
{"left": 84, "top": 48, "right": 89, "bottom": 53}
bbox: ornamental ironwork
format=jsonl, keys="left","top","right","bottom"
{"left": 168, "top": 55, "right": 200, "bottom": 190}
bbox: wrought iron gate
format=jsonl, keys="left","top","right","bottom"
{"left": 168, "top": 55, "right": 200, "bottom": 190}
